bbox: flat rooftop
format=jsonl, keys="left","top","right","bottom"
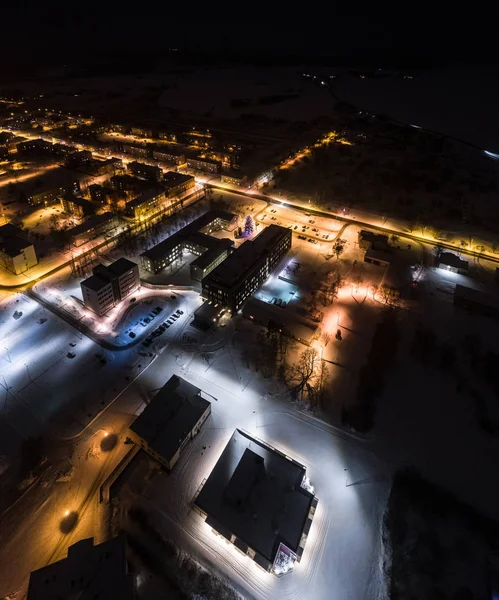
{"left": 67, "top": 213, "right": 115, "bottom": 237}
{"left": 108, "top": 257, "right": 138, "bottom": 277}
{"left": 130, "top": 374, "right": 210, "bottom": 463}
{"left": 141, "top": 210, "right": 236, "bottom": 263}
{"left": 80, "top": 274, "right": 110, "bottom": 293}
{"left": 191, "top": 239, "right": 234, "bottom": 271}
{"left": 27, "top": 535, "right": 134, "bottom": 600}
{"left": 204, "top": 225, "right": 289, "bottom": 289}
{"left": 243, "top": 297, "right": 317, "bottom": 346}
{"left": 126, "top": 188, "right": 163, "bottom": 209}
{"left": 195, "top": 429, "right": 315, "bottom": 564}
{"left": 163, "top": 171, "right": 194, "bottom": 187}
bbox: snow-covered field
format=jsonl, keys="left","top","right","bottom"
{"left": 115, "top": 342, "right": 391, "bottom": 600}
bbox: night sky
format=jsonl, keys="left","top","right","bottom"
{"left": 2, "top": 6, "right": 498, "bottom": 68}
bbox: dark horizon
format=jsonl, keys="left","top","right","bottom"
{"left": 1, "top": 8, "right": 497, "bottom": 77}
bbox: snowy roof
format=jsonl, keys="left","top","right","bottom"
{"left": 130, "top": 375, "right": 211, "bottom": 462}
{"left": 27, "top": 535, "right": 135, "bottom": 600}
{"left": 195, "top": 429, "right": 314, "bottom": 563}
{"left": 141, "top": 210, "right": 236, "bottom": 263}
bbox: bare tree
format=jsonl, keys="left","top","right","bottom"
{"left": 284, "top": 347, "right": 328, "bottom": 406}
{"left": 333, "top": 238, "right": 346, "bottom": 260}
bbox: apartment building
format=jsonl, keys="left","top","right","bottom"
{"left": 140, "top": 210, "right": 237, "bottom": 278}
{"left": 128, "top": 374, "right": 212, "bottom": 471}
{"left": 122, "top": 144, "right": 150, "bottom": 159}
{"left": 152, "top": 148, "right": 185, "bottom": 165}
{"left": 60, "top": 195, "right": 95, "bottom": 218}
{"left": 163, "top": 172, "right": 195, "bottom": 197}
{"left": 125, "top": 189, "right": 165, "bottom": 219}
{"left": 127, "top": 161, "right": 162, "bottom": 182}
{"left": 0, "top": 223, "right": 38, "bottom": 275}
{"left": 80, "top": 257, "right": 140, "bottom": 317}
{"left": 202, "top": 225, "right": 292, "bottom": 313}
{"left": 186, "top": 156, "right": 221, "bottom": 174}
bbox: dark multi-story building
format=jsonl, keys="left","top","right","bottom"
{"left": 65, "top": 149, "right": 93, "bottom": 168}
{"left": 127, "top": 161, "right": 162, "bottom": 182}
{"left": 16, "top": 138, "right": 53, "bottom": 155}
{"left": 125, "top": 189, "right": 165, "bottom": 219}
{"left": 141, "top": 210, "right": 237, "bottom": 279}
{"left": 128, "top": 374, "right": 212, "bottom": 471}
{"left": 131, "top": 126, "right": 153, "bottom": 138}
{"left": 28, "top": 187, "right": 61, "bottom": 207}
{"left": 186, "top": 156, "right": 221, "bottom": 174}
{"left": 122, "top": 144, "right": 150, "bottom": 159}
{"left": 27, "top": 535, "right": 136, "bottom": 600}
{"left": 67, "top": 212, "right": 117, "bottom": 246}
{"left": 88, "top": 184, "right": 107, "bottom": 204}
{"left": 0, "top": 223, "right": 38, "bottom": 275}
{"left": 110, "top": 174, "right": 142, "bottom": 194}
{"left": 152, "top": 148, "right": 185, "bottom": 165}
{"left": 80, "top": 257, "right": 140, "bottom": 316}
{"left": 163, "top": 172, "right": 195, "bottom": 197}
{"left": 202, "top": 225, "right": 292, "bottom": 313}
{"left": 60, "top": 195, "right": 95, "bottom": 219}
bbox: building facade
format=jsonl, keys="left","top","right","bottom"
{"left": 152, "top": 149, "right": 185, "bottom": 164}
{"left": 140, "top": 210, "right": 237, "bottom": 275}
{"left": 122, "top": 144, "right": 150, "bottom": 159}
{"left": 126, "top": 189, "right": 165, "bottom": 219}
{"left": 131, "top": 126, "right": 153, "bottom": 138}
{"left": 127, "top": 161, "right": 162, "bottom": 182}
{"left": 28, "top": 187, "right": 61, "bottom": 207}
{"left": 186, "top": 157, "right": 221, "bottom": 173}
{"left": 221, "top": 171, "right": 249, "bottom": 187}
{"left": 80, "top": 258, "right": 140, "bottom": 316}
{"left": 202, "top": 225, "right": 292, "bottom": 313}
{"left": 60, "top": 195, "right": 95, "bottom": 218}
{"left": 67, "top": 213, "right": 117, "bottom": 246}
{"left": 27, "top": 536, "right": 135, "bottom": 600}
{"left": 163, "top": 172, "right": 195, "bottom": 197}
{"left": 0, "top": 224, "right": 38, "bottom": 275}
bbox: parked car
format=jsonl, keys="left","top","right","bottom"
{"left": 128, "top": 331, "right": 136, "bottom": 338}
{"left": 67, "top": 352, "right": 76, "bottom": 359}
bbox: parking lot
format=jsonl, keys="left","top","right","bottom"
{"left": 257, "top": 203, "right": 342, "bottom": 244}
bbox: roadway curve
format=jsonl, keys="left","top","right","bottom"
{"left": 209, "top": 183, "right": 499, "bottom": 266}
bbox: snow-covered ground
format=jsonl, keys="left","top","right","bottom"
{"left": 113, "top": 341, "right": 391, "bottom": 600}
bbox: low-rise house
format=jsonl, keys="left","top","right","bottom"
{"left": 128, "top": 374, "right": 212, "bottom": 470}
